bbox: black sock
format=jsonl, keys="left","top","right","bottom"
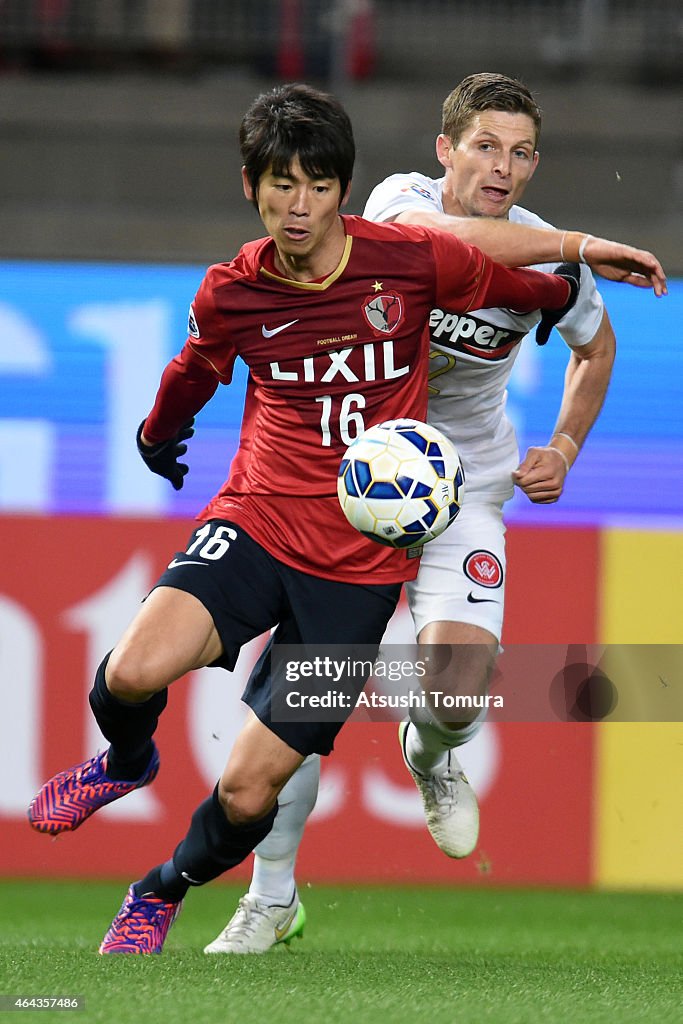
{"left": 135, "top": 785, "right": 278, "bottom": 902}
{"left": 88, "top": 651, "right": 167, "bottom": 781}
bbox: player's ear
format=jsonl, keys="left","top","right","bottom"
{"left": 528, "top": 151, "right": 540, "bottom": 181}
{"left": 436, "top": 134, "right": 453, "bottom": 169}
{"left": 339, "top": 180, "right": 352, "bottom": 209}
{"left": 241, "top": 166, "right": 255, "bottom": 202}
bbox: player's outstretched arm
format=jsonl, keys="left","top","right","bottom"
{"left": 392, "top": 210, "right": 667, "bottom": 296}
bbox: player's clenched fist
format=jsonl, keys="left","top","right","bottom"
{"left": 513, "top": 444, "right": 570, "bottom": 504}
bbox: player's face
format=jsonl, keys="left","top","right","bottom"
{"left": 244, "top": 158, "right": 350, "bottom": 276}
{"left": 437, "top": 111, "right": 539, "bottom": 219}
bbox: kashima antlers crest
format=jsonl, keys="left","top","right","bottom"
{"left": 362, "top": 288, "right": 405, "bottom": 336}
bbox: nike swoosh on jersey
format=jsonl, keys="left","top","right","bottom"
{"left": 261, "top": 319, "right": 300, "bottom": 338}
{"left": 167, "top": 558, "right": 208, "bottom": 569}
{"left": 467, "top": 592, "right": 499, "bottom": 604}
{"left": 274, "top": 907, "right": 298, "bottom": 941}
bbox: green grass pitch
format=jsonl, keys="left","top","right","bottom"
{"left": 0, "top": 881, "right": 681, "bottom": 1024}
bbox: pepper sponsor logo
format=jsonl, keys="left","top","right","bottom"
{"left": 429, "top": 308, "right": 525, "bottom": 360}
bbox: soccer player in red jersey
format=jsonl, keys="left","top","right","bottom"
{"left": 27, "top": 83, "right": 665, "bottom": 954}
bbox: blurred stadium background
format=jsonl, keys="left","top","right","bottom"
{"left": 0, "top": 0, "right": 681, "bottom": 901}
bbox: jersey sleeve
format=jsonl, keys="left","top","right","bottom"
{"left": 185, "top": 268, "right": 239, "bottom": 382}
{"left": 427, "top": 228, "right": 572, "bottom": 315}
{"left": 363, "top": 173, "right": 442, "bottom": 223}
{"left": 142, "top": 268, "right": 236, "bottom": 444}
{"left": 556, "top": 264, "right": 605, "bottom": 348}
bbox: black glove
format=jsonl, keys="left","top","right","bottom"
{"left": 535, "top": 262, "right": 581, "bottom": 346}
{"left": 136, "top": 418, "right": 195, "bottom": 490}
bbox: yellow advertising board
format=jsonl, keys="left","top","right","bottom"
{"left": 596, "top": 530, "right": 683, "bottom": 889}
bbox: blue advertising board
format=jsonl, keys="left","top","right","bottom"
{"left": 0, "top": 262, "right": 680, "bottom": 525}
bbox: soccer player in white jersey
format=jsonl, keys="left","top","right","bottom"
{"left": 203, "top": 72, "right": 630, "bottom": 954}
{"left": 362, "top": 72, "right": 613, "bottom": 858}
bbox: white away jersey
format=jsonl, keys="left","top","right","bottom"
{"left": 363, "top": 172, "right": 605, "bottom": 501}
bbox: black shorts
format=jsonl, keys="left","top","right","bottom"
{"left": 153, "top": 520, "right": 401, "bottom": 756}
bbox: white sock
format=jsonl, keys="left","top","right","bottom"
{"left": 248, "top": 753, "right": 320, "bottom": 907}
{"left": 249, "top": 854, "right": 298, "bottom": 908}
{"left": 406, "top": 701, "right": 486, "bottom": 776}
{"left": 405, "top": 719, "right": 450, "bottom": 776}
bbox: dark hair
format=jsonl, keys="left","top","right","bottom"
{"left": 442, "top": 73, "right": 542, "bottom": 147}
{"left": 240, "top": 83, "right": 355, "bottom": 206}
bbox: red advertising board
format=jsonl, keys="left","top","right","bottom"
{"left": 0, "top": 516, "right": 596, "bottom": 885}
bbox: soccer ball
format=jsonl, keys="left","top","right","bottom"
{"left": 337, "top": 419, "right": 465, "bottom": 548}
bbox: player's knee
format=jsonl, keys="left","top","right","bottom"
{"left": 106, "top": 649, "right": 162, "bottom": 703}
{"left": 218, "top": 778, "right": 276, "bottom": 826}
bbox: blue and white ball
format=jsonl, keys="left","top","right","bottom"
{"left": 337, "top": 419, "right": 465, "bottom": 548}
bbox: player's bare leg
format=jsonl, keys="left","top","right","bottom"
{"left": 400, "top": 621, "right": 497, "bottom": 858}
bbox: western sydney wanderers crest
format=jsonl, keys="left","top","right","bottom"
{"left": 463, "top": 550, "right": 503, "bottom": 588}
{"left": 362, "top": 288, "right": 405, "bottom": 336}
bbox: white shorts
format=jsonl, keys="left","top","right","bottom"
{"left": 406, "top": 499, "right": 506, "bottom": 641}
